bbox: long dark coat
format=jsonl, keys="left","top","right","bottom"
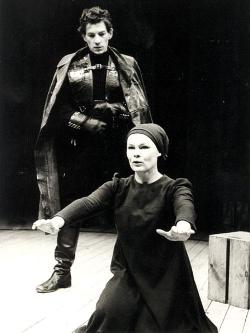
{"left": 34, "top": 46, "right": 152, "bottom": 219}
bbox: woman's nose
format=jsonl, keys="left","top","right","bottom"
{"left": 133, "top": 150, "right": 140, "bottom": 157}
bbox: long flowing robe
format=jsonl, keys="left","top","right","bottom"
{"left": 57, "top": 175, "right": 218, "bottom": 333}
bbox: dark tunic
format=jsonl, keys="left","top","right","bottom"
{"left": 57, "top": 175, "right": 218, "bottom": 333}
{"left": 53, "top": 50, "right": 132, "bottom": 207}
{"left": 35, "top": 46, "right": 152, "bottom": 220}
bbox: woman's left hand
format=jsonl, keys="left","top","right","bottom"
{"left": 156, "top": 220, "right": 195, "bottom": 242}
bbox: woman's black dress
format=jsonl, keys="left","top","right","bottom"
{"left": 57, "top": 175, "right": 218, "bottom": 333}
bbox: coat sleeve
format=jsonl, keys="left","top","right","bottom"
{"left": 48, "top": 77, "right": 77, "bottom": 131}
{"left": 133, "top": 59, "right": 150, "bottom": 105}
{"left": 39, "top": 52, "right": 77, "bottom": 132}
{"left": 55, "top": 179, "right": 117, "bottom": 225}
{"left": 171, "top": 178, "right": 197, "bottom": 230}
{"left": 132, "top": 59, "right": 153, "bottom": 123}
{"left": 121, "top": 53, "right": 152, "bottom": 124}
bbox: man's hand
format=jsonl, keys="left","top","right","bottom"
{"left": 94, "top": 102, "right": 128, "bottom": 117}
{"left": 32, "top": 216, "right": 65, "bottom": 235}
{"left": 107, "top": 102, "right": 127, "bottom": 116}
{"left": 82, "top": 117, "right": 107, "bottom": 134}
{"left": 156, "top": 220, "right": 195, "bottom": 242}
{"left": 68, "top": 111, "right": 107, "bottom": 134}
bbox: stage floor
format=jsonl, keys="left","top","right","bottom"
{"left": 0, "top": 230, "right": 249, "bottom": 333}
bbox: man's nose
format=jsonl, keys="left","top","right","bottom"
{"left": 94, "top": 36, "right": 101, "bottom": 44}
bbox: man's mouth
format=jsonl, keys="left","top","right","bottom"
{"left": 132, "top": 161, "right": 143, "bottom": 165}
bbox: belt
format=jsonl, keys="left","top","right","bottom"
{"left": 78, "top": 101, "right": 131, "bottom": 128}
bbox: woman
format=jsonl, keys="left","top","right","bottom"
{"left": 33, "top": 124, "right": 218, "bottom": 333}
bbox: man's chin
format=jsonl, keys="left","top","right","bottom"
{"left": 131, "top": 166, "right": 145, "bottom": 172}
{"left": 92, "top": 48, "right": 105, "bottom": 54}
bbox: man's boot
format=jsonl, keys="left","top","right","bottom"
{"left": 36, "top": 226, "right": 80, "bottom": 293}
{"left": 36, "top": 270, "right": 71, "bottom": 293}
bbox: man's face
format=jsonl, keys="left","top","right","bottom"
{"left": 83, "top": 21, "right": 113, "bottom": 54}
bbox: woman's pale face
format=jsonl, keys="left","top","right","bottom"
{"left": 127, "top": 134, "right": 161, "bottom": 173}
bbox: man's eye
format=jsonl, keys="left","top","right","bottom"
{"left": 99, "top": 33, "right": 105, "bottom": 37}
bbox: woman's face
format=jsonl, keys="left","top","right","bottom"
{"left": 127, "top": 134, "right": 161, "bottom": 173}
{"left": 83, "top": 21, "right": 113, "bottom": 54}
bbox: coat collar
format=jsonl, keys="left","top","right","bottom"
{"left": 57, "top": 46, "right": 134, "bottom": 85}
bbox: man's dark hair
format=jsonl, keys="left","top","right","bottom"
{"left": 78, "top": 7, "right": 113, "bottom": 35}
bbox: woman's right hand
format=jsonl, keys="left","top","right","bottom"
{"left": 32, "top": 216, "right": 65, "bottom": 234}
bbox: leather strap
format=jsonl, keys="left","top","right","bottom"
{"left": 85, "top": 64, "right": 113, "bottom": 71}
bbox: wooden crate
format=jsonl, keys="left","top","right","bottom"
{"left": 208, "top": 231, "right": 250, "bottom": 309}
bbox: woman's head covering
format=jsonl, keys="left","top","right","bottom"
{"left": 127, "top": 123, "right": 169, "bottom": 159}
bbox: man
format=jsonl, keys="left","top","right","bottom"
{"left": 35, "top": 6, "right": 152, "bottom": 293}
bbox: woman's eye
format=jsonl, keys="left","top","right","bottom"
{"left": 127, "top": 146, "right": 135, "bottom": 150}
{"left": 140, "top": 146, "right": 149, "bottom": 149}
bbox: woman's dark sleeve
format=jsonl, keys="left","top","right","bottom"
{"left": 171, "top": 178, "right": 197, "bottom": 231}
{"left": 55, "top": 180, "right": 116, "bottom": 225}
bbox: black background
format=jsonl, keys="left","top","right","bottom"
{"left": 1, "top": 0, "right": 250, "bottom": 235}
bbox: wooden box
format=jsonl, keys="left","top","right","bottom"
{"left": 208, "top": 231, "right": 250, "bottom": 309}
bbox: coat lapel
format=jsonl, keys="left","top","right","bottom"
{"left": 109, "top": 47, "right": 134, "bottom": 87}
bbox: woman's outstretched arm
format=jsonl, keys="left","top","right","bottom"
{"left": 32, "top": 179, "right": 116, "bottom": 234}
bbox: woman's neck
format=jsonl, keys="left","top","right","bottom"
{"left": 134, "top": 169, "right": 162, "bottom": 184}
